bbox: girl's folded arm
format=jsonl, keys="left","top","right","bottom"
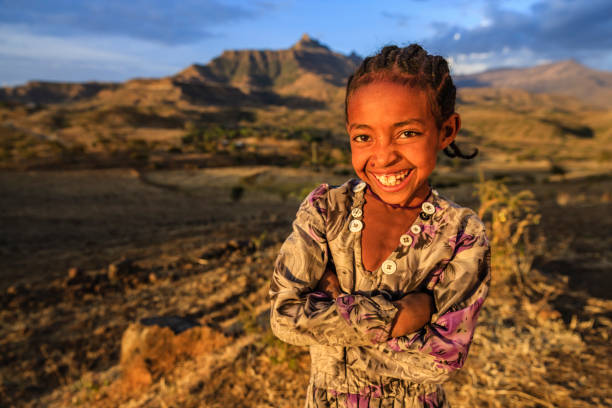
{"left": 383, "top": 217, "right": 491, "bottom": 373}
{"left": 269, "top": 186, "right": 399, "bottom": 347}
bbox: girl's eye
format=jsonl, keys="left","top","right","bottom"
{"left": 352, "top": 134, "right": 371, "bottom": 143}
{"left": 399, "top": 130, "right": 420, "bottom": 138}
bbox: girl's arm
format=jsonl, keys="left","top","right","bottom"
{"left": 270, "top": 185, "right": 399, "bottom": 347}
{"left": 390, "top": 292, "right": 435, "bottom": 338}
{"left": 381, "top": 215, "right": 491, "bottom": 374}
{"left": 316, "top": 266, "right": 435, "bottom": 337}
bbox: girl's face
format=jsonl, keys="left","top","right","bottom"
{"left": 346, "top": 81, "right": 459, "bottom": 206}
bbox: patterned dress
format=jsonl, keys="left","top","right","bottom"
{"left": 269, "top": 179, "right": 491, "bottom": 407}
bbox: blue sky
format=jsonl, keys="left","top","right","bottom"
{"left": 1, "top": 0, "right": 611, "bottom": 86}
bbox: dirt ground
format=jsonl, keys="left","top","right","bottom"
{"left": 1, "top": 167, "right": 610, "bottom": 407}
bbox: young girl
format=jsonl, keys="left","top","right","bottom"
{"left": 270, "top": 44, "right": 490, "bottom": 408}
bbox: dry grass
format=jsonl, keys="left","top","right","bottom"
{"left": 2, "top": 170, "right": 610, "bottom": 407}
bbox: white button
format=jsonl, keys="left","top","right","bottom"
{"left": 349, "top": 219, "right": 363, "bottom": 232}
{"left": 399, "top": 234, "right": 413, "bottom": 247}
{"left": 410, "top": 224, "right": 422, "bottom": 235}
{"left": 381, "top": 260, "right": 397, "bottom": 275}
{"left": 351, "top": 207, "right": 363, "bottom": 218}
{"left": 422, "top": 202, "right": 436, "bottom": 215}
{"left": 353, "top": 182, "right": 366, "bottom": 192}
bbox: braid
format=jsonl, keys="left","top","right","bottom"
{"left": 345, "top": 43, "right": 478, "bottom": 160}
{"left": 444, "top": 142, "right": 478, "bottom": 159}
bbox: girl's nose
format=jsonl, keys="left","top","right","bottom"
{"left": 371, "top": 140, "right": 397, "bottom": 168}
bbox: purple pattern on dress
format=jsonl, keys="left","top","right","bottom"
{"left": 448, "top": 231, "right": 477, "bottom": 256}
{"left": 346, "top": 385, "right": 383, "bottom": 408}
{"left": 422, "top": 224, "right": 438, "bottom": 239}
{"left": 367, "top": 327, "right": 389, "bottom": 344}
{"left": 308, "top": 226, "right": 325, "bottom": 243}
{"left": 309, "top": 291, "right": 332, "bottom": 300}
{"left": 336, "top": 295, "right": 356, "bottom": 324}
{"left": 386, "top": 329, "right": 421, "bottom": 352}
{"left": 387, "top": 336, "right": 402, "bottom": 352}
{"left": 426, "top": 264, "right": 447, "bottom": 289}
{"left": 418, "top": 391, "right": 439, "bottom": 407}
{"left": 427, "top": 297, "right": 485, "bottom": 371}
{"left": 308, "top": 184, "right": 329, "bottom": 218}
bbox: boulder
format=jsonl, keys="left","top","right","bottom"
{"left": 118, "top": 317, "right": 229, "bottom": 392}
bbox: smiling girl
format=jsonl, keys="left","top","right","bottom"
{"left": 270, "top": 44, "right": 490, "bottom": 408}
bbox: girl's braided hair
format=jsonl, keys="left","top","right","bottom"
{"left": 345, "top": 44, "right": 477, "bottom": 159}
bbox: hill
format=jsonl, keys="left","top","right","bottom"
{"left": 175, "top": 34, "right": 359, "bottom": 97}
{"left": 0, "top": 36, "right": 611, "bottom": 176}
{"left": 0, "top": 81, "right": 119, "bottom": 104}
{"left": 0, "top": 34, "right": 359, "bottom": 110}
{"left": 456, "top": 60, "right": 612, "bottom": 108}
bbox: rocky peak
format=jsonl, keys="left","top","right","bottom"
{"left": 292, "top": 33, "right": 330, "bottom": 51}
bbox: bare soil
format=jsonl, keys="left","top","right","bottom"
{"left": 0, "top": 167, "right": 610, "bottom": 407}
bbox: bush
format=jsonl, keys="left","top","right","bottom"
{"left": 476, "top": 179, "right": 541, "bottom": 291}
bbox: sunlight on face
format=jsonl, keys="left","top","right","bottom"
{"left": 346, "top": 81, "right": 458, "bottom": 206}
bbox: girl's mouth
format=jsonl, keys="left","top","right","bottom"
{"left": 372, "top": 169, "right": 411, "bottom": 187}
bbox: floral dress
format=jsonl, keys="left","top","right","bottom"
{"left": 269, "top": 179, "right": 491, "bottom": 407}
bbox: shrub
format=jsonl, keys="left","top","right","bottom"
{"left": 476, "top": 179, "right": 541, "bottom": 291}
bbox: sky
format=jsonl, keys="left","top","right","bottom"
{"left": 0, "top": 0, "right": 611, "bottom": 86}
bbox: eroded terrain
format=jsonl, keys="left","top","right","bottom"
{"left": 1, "top": 167, "right": 611, "bottom": 407}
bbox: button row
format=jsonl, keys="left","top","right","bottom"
{"left": 353, "top": 181, "right": 366, "bottom": 192}
{"left": 382, "top": 260, "right": 397, "bottom": 275}
{"left": 347, "top": 182, "right": 439, "bottom": 276}
{"left": 349, "top": 219, "right": 363, "bottom": 232}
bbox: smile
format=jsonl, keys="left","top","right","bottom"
{"left": 373, "top": 170, "right": 410, "bottom": 186}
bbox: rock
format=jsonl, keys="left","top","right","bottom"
{"left": 65, "top": 267, "right": 87, "bottom": 286}
{"left": 118, "top": 319, "right": 229, "bottom": 392}
{"left": 67, "top": 267, "right": 81, "bottom": 280}
{"left": 108, "top": 258, "right": 133, "bottom": 281}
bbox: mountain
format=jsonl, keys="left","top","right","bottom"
{"left": 456, "top": 60, "right": 612, "bottom": 107}
{"left": 0, "top": 81, "right": 119, "bottom": 104}
{"left": 0, "top": 34, "right": 360, "bottom": 109}
{"left": 173, "top": 34, "right": 360, "bottom": 102}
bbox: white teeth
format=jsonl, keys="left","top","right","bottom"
{"left": 374, "top": 170, "right": 409, "bottom": 186}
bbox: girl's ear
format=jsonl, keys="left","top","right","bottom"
{"left": 439, "top": 113, "right": 461, "bottom": 150}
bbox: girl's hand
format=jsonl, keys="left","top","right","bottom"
{"left": 390, "top": 292, "right": 435, "bottom": 338}
{"left": 316, "top": 264, "right": 342, "bottom": 299}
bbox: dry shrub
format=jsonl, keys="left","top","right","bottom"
{"left": 115, "top": 323, "right": 229, "bottom": 397}
{"left": 476, "top": 179, "right": 541, "bottom": 291}
{"left": 448, "top": 179, "right": 609, "bottom": 407}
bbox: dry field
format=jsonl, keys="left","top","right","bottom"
{"left": 1, "top": 166, "right": 611, "bottom": 407}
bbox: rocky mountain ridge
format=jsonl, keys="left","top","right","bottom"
{"left": 3, "top": 36, "right": 610, "bottom": 108}
{"left": 0, "top": 34, "right": 360, "bottom": 108}
{"left": 456, "top": 59, "right": 612, "bottom": 107}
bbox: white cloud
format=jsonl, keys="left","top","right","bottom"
{"left": 0, "top": 24, "right": 141, "bottom": 64}
{"left": 449, "top": 48, "right": 542, "bottom": 74}
{"left": 422, "top": 0, "right": 612, "bottom": 72}
{"left": 0, "top": 24, "right": 184, "bottom": 84}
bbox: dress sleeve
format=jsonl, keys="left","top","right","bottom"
{"left": 269, "top": 184, "right": 399, "bottom": 347}
{"left": 383, "top": 214, "right": 491, "bottom": 374}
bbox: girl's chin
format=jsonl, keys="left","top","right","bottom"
{"left": 371, "top": 188, "right": 416, "bottom": 206}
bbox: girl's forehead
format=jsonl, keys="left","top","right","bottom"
{"left": 351, "top": 80, "right": 427, "bottom": 97}
{"left": 347, "top": 81, "right": 434, "bottom": 122}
